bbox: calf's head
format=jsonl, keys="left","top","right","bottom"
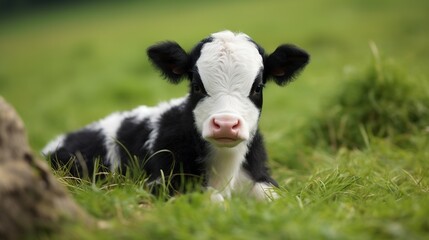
{"left": 148, "top": 31, "right": 309, "bottom": 148}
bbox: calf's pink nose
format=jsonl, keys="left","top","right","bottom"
{"left": 210, "top": 115, "right": 241, "bottom": 139}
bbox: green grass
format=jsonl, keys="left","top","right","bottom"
{"left": 58, "top": 139, "right": 429, "bottom": 240}
{"left": 304, "top": 44, "right": 429, "bottom": 151}
{"left": 1, "top": 0, "right": 429, "bottom": 239}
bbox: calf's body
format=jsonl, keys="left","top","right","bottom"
{"left": 43, "top": 31, "right": 309, "bottom": 201}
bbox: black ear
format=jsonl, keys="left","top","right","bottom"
{"left": 147, "top": 41, "right": 190, "bottom": 84}
{"left": 264, "top": 44, "right": 309, "bottom": 85}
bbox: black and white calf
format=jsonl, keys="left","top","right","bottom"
{"left": 43, "top": 30, "right": 309, "bottom": 201}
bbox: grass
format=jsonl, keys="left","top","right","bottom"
{"left": 1, "top": 0, "right": 429, "bottom": 239}
{"left": 305, "top": 44, "right": 429, "bottom": 151}
{"left": 57, "top": 139, "right": 429, "bottom": 240}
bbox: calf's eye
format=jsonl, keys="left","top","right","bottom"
{"left": 252, "top": 84, "right": 264, "bottom": 95}
{"left": 193, "top": 83, "right": 203, "bottom": 94}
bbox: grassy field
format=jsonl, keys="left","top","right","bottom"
{"left": 1, "top": 0, "right": 429, "bottom": 239}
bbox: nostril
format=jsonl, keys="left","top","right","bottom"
{"left": 232, "top": 120, "right": 240, "bottom": 130}
{"left": 212, "top": 118, "right": 221, "bottom": 130}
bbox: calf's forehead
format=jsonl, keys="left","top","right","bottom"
{"left": 195, "top": 32, "right": 263, "bottom": 96}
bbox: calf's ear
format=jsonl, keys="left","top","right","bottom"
{"left": 147, "top": 41, "right": 190, "bottom": 84}
{"left": 264, "top": 44, "right": 309, "bottom": 85}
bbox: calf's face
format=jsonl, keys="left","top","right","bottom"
{"left": 147, "top": 31, "right": 309, "bottom": 148}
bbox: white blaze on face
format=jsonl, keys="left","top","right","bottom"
{"left": 193, "top": 31, "right": 263, "bottom": 148}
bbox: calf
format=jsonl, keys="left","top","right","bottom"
{"left": 42, "top": 30, "right": 309, "bottom": 201}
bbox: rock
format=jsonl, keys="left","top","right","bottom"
{"left": 0, "top": 96, "right": 90, "bottom": 240}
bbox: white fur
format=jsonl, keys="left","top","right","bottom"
{"left": 95, "top": 112, "right": 125, "bottom": 171}
{"left": 193, "top": 31, "right": 262, "bottom": 144}
{"left": 42, "top": 135, "right": 66, "bottom": 156}
{"left": 129, "top": 105, "right": 153, "bottom": 122}
{"left": 235, "top": 168, "right": 279, "bottom": 201}
{"left": 192, "top": 31, "right": 264, "bottom": 200}
{"left": 206, "top": 142, "right": 248, "bottom": 199}
{"left": 229, "top": 168, "right": 279, "bottom": 201}
{"left": 251, "top": 182, "right": 279, "bottom": 201}
{"left": 207, "top": 161, "right": 279, "bottom": 201}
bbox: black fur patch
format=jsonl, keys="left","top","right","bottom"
{"left": 242, "top": 131, "right": 278, "bottom": 187}
{"left": 188, "top": 37, "right": 213, "bottom": 71}
{"left": 116, "top": 117, "right": 152, "bottom": 170}
{"left": 147, "top": 41, "right": 190, "bottom": 83}
{"left": 50, "top": 128, "right": 106, "bottom": 177}
{"left": 248, "top": 69, "right": 264, "bottom": 109}
{"left": 145, "top": 99, "right": 208, "bottom": 192}
{"left": 264, "top": 44, "right": 310, "bottom": 85}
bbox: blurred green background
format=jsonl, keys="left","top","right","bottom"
{"left": 2, "top": 1, "right": 429, "bottom": 239}
{"left": 1, "top": 0, "right": 428, "bottom": 152}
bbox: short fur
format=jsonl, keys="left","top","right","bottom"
{"left": 43, "top": 30, "right": 309, "bottom": 201}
